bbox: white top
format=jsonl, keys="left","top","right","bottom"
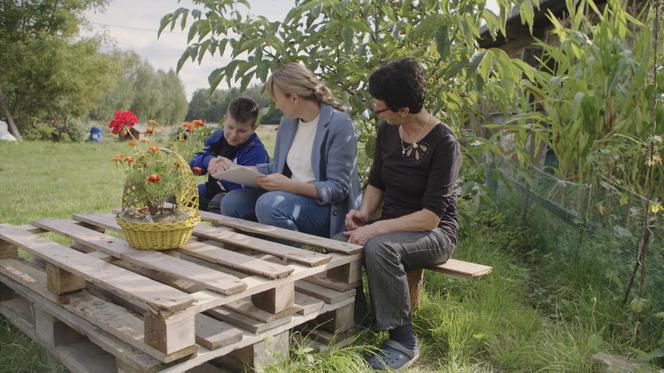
{"left": 286, "top": 115, "right": 319, "bottom": 183}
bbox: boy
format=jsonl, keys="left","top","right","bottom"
{"left": 190, "top": 97, "right": 269, "bottom": 212}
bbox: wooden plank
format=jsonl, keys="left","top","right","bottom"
{"left": 0, "top": 225, "right": 193, "bottom": 313}
{"left": 295, "top": 280, "right": 355, "bottom": 304}
{"left": 74, "top": 212, "right": 332, "bottom": 267}
{"left": 0, "top": 260, "right": 162, "bottom": 372}
{"left": 178, "top": 240, "right": 293, "bottom": 279}
{"left": 56, "top": 340, "right": 117, "bottom": 373}
{"left": 0, "top": 297, "right": 35, "bottom": 337}
{"left": 33, "top": 219, "right": 246, "bottom": 295}
{"left": 195, "top": 314, "right": 243, "bottom": 350}
{"left": 193, "top": 224, "right": 331, "bottom": 267}
{"left": 430, "top": 259, "right": 493, "bottom": 277}
{"left": 305, "top": 273, "right": 360, "bottom": 292}
{"left": 225, "top": 298, "right": 301, "bottom": 323}
{"left": 206, "top": 307, "right": 291, "bottom": 334}
{"left": 294, "top": 292, "right": 324, "bottom": 315}
{"left": 199, "top": 210, "right": 362, "bottom": 255}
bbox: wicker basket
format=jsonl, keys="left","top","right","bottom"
{"left": 116, "top": 148, "right": 201, "bottom": 250}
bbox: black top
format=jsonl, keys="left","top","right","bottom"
{"left": 368, "top": 122, "right": 461, "bottom": 243}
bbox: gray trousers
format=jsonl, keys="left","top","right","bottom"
{"left": 336, "top": 228, "right": 455, "bottom": 330}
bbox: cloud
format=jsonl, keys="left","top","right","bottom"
{"left": 81, "top": 0, "right": 292, "bottom": 99}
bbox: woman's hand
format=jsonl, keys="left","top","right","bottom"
{"left": 345, "top": 209, "right": 369, "bottom": 230}
{"left": 256, "top": 173, "right": 293, "bottom": 192}
{"left": 343, "top": 223, "right": 382, "bottom": 245}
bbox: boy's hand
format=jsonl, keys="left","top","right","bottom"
{"left": 256, "top": 173, "right": 293, "bottom": 192}
{"left": 209, "top": 157, "right": 235, "bottom": 179}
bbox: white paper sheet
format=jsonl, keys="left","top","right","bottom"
{"left": 211, "top": 166, "right": 263, "bottom": 187}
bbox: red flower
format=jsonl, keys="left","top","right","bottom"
{"left": 148, "top": 146, "right": 160, "bottom": 153}
{"left": 191, "top": 166, "right": 202, "bottom": 175}
{"left": 125, "top": 156, "right": 134, "bottom": 164}
{"left": 148, "top": 174, "right": 161, "bottom": 184}
{"left": 146, "top": 127, "right": 154, "bottom": 134}
{"left": 108, "top": 110, "right": 138, "bottom": 134}
{"left": 193, "top": 119, "right": 205, "bottom": 128}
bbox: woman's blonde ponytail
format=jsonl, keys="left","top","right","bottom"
{"left": 267, "top": 62, "right": 343, "bottom": 111}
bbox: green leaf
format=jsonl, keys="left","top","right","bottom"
{"left": 208, "top": 67, "right": 225, "bottom": 92}
{"left": 519, "top": 0, "right": 535, "bottom": 33}
{"left": 158, "top": 14, "right": 172, "bottom": 38}
{"left": 435, "top": 26, "right": 450, "bottom": 59}
{"left": 630, "top": 297, "right": 649, "bottom": 315}
{"left": 187, "top": 20, "right": 199, "bottom": 43}
{"left": 411, "top": 14, "right": 445, "bottom": 41}
{"left": 180, "top": 8, "right": 189, "bottom": 30}
{"left": 444, "top": 60, "right": 467, "bottom": 79}
{"left": 176, "top": 48, "right": 191, "bottom": 73}
{"left": 342, "top": 27, "right": 354, "bottom": 52}
{"left": 197, "top": 40, "right": 210, "bottom": 64}
{"left": 482, "top": 9, "right": 504, "bottom": 37}
{"left": 467, "top": 50, "right": 487, "bottom": 78}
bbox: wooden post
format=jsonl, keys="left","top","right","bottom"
{"left": 0, "top": 241, "right": 17, "bottom": 259}
{"left": 406, "top": 269, "right": 425, "bottom": 312}
{"left": 220, "top": 330, "right": 290, "bottom": 371}
{"left": 327, "top": 261, "right": 362, "bottom": 284}
{"left": 318, "top": 303, "right": 354, "bottom": 333}
{"left": 252, "top": 282, "right": 294, "bottom": 314}
{"left": 46, "top": 263, "right": 85, "bottom": 296}
{"left": 143, "top": 310, "right": 196, "bottom": 355}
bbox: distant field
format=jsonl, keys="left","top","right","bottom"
{"left": 0, "top": 126, "right": 277, "bottom": 226}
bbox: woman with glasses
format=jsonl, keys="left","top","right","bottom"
{"left": 220, "top": 62, "right": 361, "bottom": 241}
{"left": 343, "top": 57, "right": 461, "bottom": 370}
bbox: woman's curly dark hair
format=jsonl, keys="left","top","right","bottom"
{"left": 368, "top": 57, "right": 426, "bottom": 114}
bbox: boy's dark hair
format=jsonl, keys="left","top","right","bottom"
{"left": 227, "top": 97, "right": 259, "bottom": 125}
{"left": 368, "top": 57, "right": 426, "bottom": 114}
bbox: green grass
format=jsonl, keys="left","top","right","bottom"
{"left": 0, "top": 139, "right": 652, "bottom": 372}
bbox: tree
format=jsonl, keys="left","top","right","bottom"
{"left": 0, "top": 0, "right": 110, "bottom": 140}
{"left": 161, "top": 0, "right": 534, "bottom": 179}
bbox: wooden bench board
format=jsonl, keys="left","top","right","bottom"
{"left": 33, "top": 219, "right": 248, "bottom": 295}
{"left": 430, "top": 258, "right": 493, "bottom": 277}
{"left": 199, "top": 210, "right": 362, "bottom": 255}
{"left": 0, "top": 226, "right": 193, "bottom": 313}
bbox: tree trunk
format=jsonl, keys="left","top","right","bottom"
{"left": 0, "top": 89, "right": 22, "bottom": 140}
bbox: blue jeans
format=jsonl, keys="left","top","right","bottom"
{"left": 220, "top": 188, "right": 331, "bottom": 239}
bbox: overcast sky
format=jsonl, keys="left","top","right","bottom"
{"left": 81, "top": 0, "right": 293, "bottom": 100}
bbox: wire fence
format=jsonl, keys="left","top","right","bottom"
{"left": 487, "top": 156, "right": 664, "bottom": 333}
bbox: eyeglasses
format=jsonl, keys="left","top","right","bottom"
{"left": 371, "top": 102, "right": 389, "bottom": 115}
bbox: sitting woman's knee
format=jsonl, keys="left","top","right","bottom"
{"left": 255, "top": 191, "right": 289, "bottom": 221}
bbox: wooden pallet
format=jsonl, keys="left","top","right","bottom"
{"left": 0, "top": 213, "right": 362, "bottom": 372}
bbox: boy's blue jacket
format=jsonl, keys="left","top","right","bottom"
{"left": 190, "top": 129, "right": 269, "bottom": 192}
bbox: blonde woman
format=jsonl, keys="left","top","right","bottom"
{"left": 220, "top": 62, "right": 361, "bottom": 240}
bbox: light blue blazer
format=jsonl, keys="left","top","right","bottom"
{"left": 256, "top": 103, "right": 362, "bottom": 237}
